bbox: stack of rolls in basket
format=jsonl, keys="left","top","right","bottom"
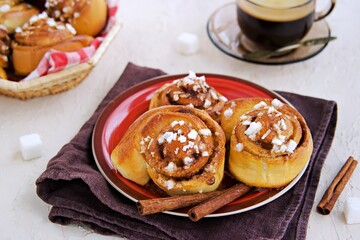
{"left": 0, "top": 0, "right": 107, "bottom": 79}
{"left": 110, "top": 72, "right": 314, "bottom": 212}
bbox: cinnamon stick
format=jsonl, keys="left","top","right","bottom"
{"left": 188, "top": 183, "right": 252, "bottom": 222}
{"left": 317, "top": 156, "right": 358, "bottom": 215}
{"left": 137, "top": 190, "right": 223, "bottom": 215}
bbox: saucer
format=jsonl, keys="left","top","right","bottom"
{"left": 207, "top": 2, "right": 332, "bottom": 65}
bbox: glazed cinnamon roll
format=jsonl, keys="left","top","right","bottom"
{"left": 0, "top": 2, "right": 39, "bottom": 34}
{"left": 111, "top": 105, "right": 226, "bottom": 196}
{"left": 11, "top": 12, "right": 93, "bottom": 76}
{"left": 150, "top": 72, "right": 228, "bottom": 122}
{"left": 0, "top": 27, "right": 10, "bottom": 69}
{"left": 45, "top": 0, "right": 107, "bottom": 37}
{"left": 221, "top": 98, "right": 313, "bottom": 188}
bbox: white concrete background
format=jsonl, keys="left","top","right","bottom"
{"left": 0, "top": 0, "right": 359, "bottom": 239}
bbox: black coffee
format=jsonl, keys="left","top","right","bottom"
{"left": 237, "top": 1, "right": 315, "bottom": 49}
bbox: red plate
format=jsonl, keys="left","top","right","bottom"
{"left": 92, "top": 73, "right": 307, "bottom": 217}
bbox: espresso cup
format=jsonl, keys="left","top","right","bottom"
{"left": 236, "top": 0, "right": 336, "bottom": 50}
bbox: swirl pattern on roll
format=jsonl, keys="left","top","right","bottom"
{"left": 46, "top": 0, "right": 88, "bottom": 22}
{"left": 149, "top": 72, "right": 228, "bottom": 122}
{"left": 45, "top": 0, "right": 107, "bottom": 36}
{"left": 0, "top": 28, "right": 10, "bottom": 69}
{"left": 13, "top": 12, "right": 76, "bottom": 46}
{"left": 111, "top": 105, "right": 226, "bottom": 196}
{"left": 11, "top": 12, "right": 93, "bottom": 76}
{"left": 221, "top": 98, "right": 313, "bottom": 188}
{"left": 0, "top": 2, "right": 39, "bottom": 34}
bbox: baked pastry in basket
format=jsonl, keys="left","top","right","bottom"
{"left": 111, "top": 105, "right": 226, "bottom": 196}
{"left": 221, "top": 98, "right": 313, "bottom": 188}
{"left": 45, "top": 0, "right": 107, "bottom": 37}
{"left": 11, "top": 12, "right": 93, "bottom": 76}
{"left": 149, "top": 72, "right": 228, "bottom": 122}
{"left": 0, "top": 1, "right": 39, "bottom": 34}
{"left": 0, "top": 27, "right": 10, "bottom": 69}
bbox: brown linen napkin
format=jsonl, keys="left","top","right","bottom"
{"left": 36, "top": 62, "right": 337, "bottom": 240}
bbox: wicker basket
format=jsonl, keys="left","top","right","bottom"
{"left": 0, "top": 20, "right": 122, "bottom": 100}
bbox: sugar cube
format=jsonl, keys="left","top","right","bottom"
{"left": 19, "top": 133, "right": 43, "bottom": 160}
{"left": 175, "top": 32, "right": 199, "bottom": 55}
{"left": 344, "top": 196, "right": 360, "bottom": 224}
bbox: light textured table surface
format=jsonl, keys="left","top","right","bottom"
{"left": 1, "top": 0, "right": 359, "bottom": 239}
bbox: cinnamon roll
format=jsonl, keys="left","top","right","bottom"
{"left": 111, "top": 105, "right": 226, "bottom": 196}
{"left": 150, "top": 72, "right": 228, "bottom": 122}
{"left": 11, "top": 12, "right": 93, "bottom": 76}
{"left": 0, "top": 27, "right": 10, "bottom": 68}
{"left": 221, "top": 98, "right": 313, "bottom": 188}
{"left": 45, "top": 0, "right": 107, "bottom": 37}
{"left": 0, "top": 2, "right": 39, "bottom": 34}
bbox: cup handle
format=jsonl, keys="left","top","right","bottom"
{"left": 315, "top": 0, "right": 336, "bottom": 21}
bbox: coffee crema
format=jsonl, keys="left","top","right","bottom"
{"left": 237, "top": 0, "right": 315, "bottom": 49}
{"left": 243, "top": 0, "right": 311, "bottom": 10}
{"left": 238, "top": 0, "right": 314, "bottom": 21}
